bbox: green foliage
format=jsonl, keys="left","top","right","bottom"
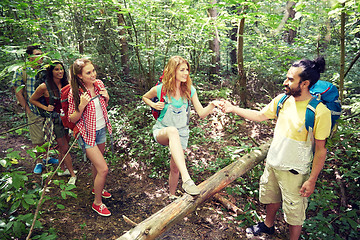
{"left": 300, "top": 115, "right": 360, "bottom": 239}
{"left": 230, "top": 166, "right": 263, "bottom": 227}
{"left": 109, "top": 99, "right": 170, "bottom": 179}
{"left": 0, "top": 156, "right": 45, "bottom": 239}
{"left": 0, "top": 142, "right": 77, "bottom": 239}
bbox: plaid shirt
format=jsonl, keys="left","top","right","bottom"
{"left": 12, "top": 67, "right": 40, "bottom": 115}
{"left": 68, "top": 79, "right": 112, "bottom": 146}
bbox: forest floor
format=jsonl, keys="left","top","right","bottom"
{"left": 0, "top": 84, "right": 290, "bottom": 240}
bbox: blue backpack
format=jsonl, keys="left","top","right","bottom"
{"left": 276, "top": 80, "right": 342, "bottom": 131}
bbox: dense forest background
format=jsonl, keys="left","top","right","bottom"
{"left": 0, "top": 0, "right": 359, "bottom": 239}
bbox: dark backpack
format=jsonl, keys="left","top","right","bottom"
{"left": 276, "top": 80, "right": 342, "bottom": 131}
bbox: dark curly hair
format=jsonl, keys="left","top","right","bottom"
{"left": 291, "top": 56, "right": 326, "bottom": 89}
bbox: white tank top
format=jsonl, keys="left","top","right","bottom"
{"left": 94, "top": 97, "right": 106, "bottom": 130}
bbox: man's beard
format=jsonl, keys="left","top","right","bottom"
{"left": 285, "top": 84, "right": 302, "bottom": 97}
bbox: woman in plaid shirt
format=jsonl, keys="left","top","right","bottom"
{"left": 68, "top": 58, "right": 112, "bottom": 217}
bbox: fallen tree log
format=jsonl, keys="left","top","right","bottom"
{"left": 117, "top": 141, "right": 271, "bottom": 240}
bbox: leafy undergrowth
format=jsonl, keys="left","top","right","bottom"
{"left": 0, "top": 80, "right": 359, "bottom": 239}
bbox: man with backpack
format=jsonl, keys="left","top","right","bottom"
{"left": 12, "top": 45, "right": 58, "bottom": 174}
{"left": 221, "top": 57, "right": 332, "bottom": 239}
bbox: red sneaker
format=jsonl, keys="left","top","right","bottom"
{"left": 92, "top": 189, "right": 112, "bottom": 198}
{"left": 92, "top": 203, "right": 111, "bottom": 216}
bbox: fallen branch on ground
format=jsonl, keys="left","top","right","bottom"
{"left": 214, "top": 193, "right": 243, "bottom": 215}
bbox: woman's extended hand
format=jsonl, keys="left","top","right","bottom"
{"left": 152, "top": 101, "right": 165, "bottom": 111}
{"left": 221, "top": 99, "right": 235, "bottom": 113}
{"left": 211, "top": 100, "right": 223, "bottom": 108}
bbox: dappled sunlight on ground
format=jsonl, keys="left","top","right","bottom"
{"left": 144, "top": 188, "right": 167, "bottom": 200}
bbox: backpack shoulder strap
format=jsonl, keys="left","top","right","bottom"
{"left": 276, "top": 95, "right": 290, "bottom": 117}
{"left": 159, "top": 84, "right": 166, "bottom": 102}
{"left": 187, "top": 89, "right": 192, "bottom": 107}
{"left": 44, "top": 80, "right": 56, "bottom": 105}
{"left": 305, "top": 97, "right": 321, "bottom": 132}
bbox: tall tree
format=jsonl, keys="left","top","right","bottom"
{"left": 339, "top": 2, "right": 345, "bottom": 102}
{"left": 208, "top": 0, "right": 220, "bottom": 83}
{"left": 236, "top": 15, "right": 247, "bottom": 106}
{"left": 285, "top": 1, "right": 297, "bottom": 44}
{"left": 117, "top": 12, "right": 130, "bottom": 78}
{"left": 229, "top": 6, "right": 238, "bottom": 75}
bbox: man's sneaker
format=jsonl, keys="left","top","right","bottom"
{"left": 246, "top": 222, "right": 275, "bottom": 236}
{"left": 58, "top": 169, "right": 78, "bottom": 176}
{"left": 182, "top": 179, "right": 200, "bottom": 195}
{"left": 33, "top": 163, "right": 43, "bottom": 174}
{"left": 43, "top": 157, "right": 59, "bottom": 165}
{"left": 92, "top": 203, "right": 111, "bottom": 216}
{"left": 92, "top": 189, "right": 112, "bottom": 198}
{"left": 68, "top": 176, "right": 77, "bottom": 185}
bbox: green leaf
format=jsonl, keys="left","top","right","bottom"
{"left": 15, "top": 85, "right": 25, "bottom": 93}
{"left": 57, "top": 204, "right": 65, "bottom": 209}
{"left": 64, "top": 191, "right": 77, "bottom": 198}
{"left": 60, "top": 191, "right": 66, "bottom": 199}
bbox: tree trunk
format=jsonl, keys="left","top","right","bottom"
{"left": 286, "top": 1, "right": 297, "bottom": 44}
{"left": 208, "top": 0, "right": 220, "bottom": 83}
{"left": 72, "top": 10, "right": 84, "bottom": 54}
{"left": 47, "top": 8, "right": 65, "bottom": 47}
{"left": 229, "top": 22, "right": 237, "bottom": 74}
{"left": 237, "top": 17, "right": 247, "bottom": 107}
{"left": 339, "top": 3, "right": 345, "bottom": 102}
{"left": 117, "top": 141, "right": 271, "bottom": 240}
{"left": 118, "top": 12, "right": 130, "bottom": 78}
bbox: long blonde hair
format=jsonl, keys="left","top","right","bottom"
{"left": 70, "top": 58, "right": 92, "bottom": 111}
{"left": 162, "top": 56, "right": 192, "bottom": 100}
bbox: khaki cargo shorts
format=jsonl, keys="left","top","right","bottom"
{"left": 27, "top": 111, "right": 45, "bottom": 145}
{"left": 259, "top": 164, "right": 309, "bottom": 226}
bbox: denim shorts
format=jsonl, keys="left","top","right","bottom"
{"left": 78, "top": 127, "right": 107, "bottom": 149}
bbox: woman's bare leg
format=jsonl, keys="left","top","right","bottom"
{"left": 169, "top": 155, "right": 180, "bottom": 195}
{"left": 86, "top": 145, "right": 108, "bottom": 205}
{"left": 156, "top": 126, "right": 191, "bottom": 182}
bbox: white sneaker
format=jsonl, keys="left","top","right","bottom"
{"left": 68, "top": 176, "right": 77, "bottom": 185}
{"left": 58, "top": 169, "right": 78, "bottom": 176}
{"left": 182, "top": 179, "right": 200, "bottom": 195}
